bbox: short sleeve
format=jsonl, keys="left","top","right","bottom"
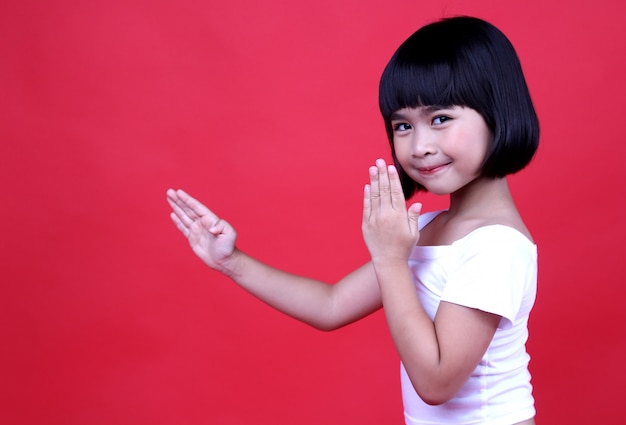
{"left": 440, "top": 226, "right": 537, "bottom": 330}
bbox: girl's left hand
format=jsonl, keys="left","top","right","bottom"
{"left": 362, "top": 159, "right": 422, "bottom": 265}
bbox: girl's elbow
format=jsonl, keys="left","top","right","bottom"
{"left": 310, "top": 322, "right": 336, "bottom": 332}
{"left": 310, "top": 319, "right": 347, "bottom": 332}
{"left": 407, "top": 367, "right": 466, "bottom": 405}
{"left": 308, "top": 313, "right": 355, "bottom": 332}
{"left": 420, "top": 393, "right": 452, "bottom": 406}
{"left": 414, "top": 384, "right": 457, "bottom": 406}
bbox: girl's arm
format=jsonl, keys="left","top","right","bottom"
{"left": 361, "top": 160, "right": 500, "bottom": 405}
{"left": 166, "top": 189, "right": 381, "bottom": 331}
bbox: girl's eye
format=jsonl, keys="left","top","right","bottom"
{"left": 393, "top": 123, "right": 412, "bottom": 131}
{"left": 432, "top": 116, "right": 451, "bottom": 125}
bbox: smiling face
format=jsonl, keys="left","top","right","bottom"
{"left": 391, "top": 106, "right": 491, "bottom": 195}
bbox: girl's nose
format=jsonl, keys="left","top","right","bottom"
{"left": 410, "top": 132, "right": 436, "bottom": 157}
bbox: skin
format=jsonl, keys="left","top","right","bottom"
{"left": 166, "top": 106, "right": 535, "bottom": 423}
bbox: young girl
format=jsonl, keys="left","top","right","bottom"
{"left": 167, "top": 16, "right": 539, "bottom": 425}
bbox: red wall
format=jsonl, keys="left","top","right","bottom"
{"left": 2, "top": 0, "right": 625, "bottom": 423}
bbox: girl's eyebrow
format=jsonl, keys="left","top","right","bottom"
{"left": 390, "top": 111, "right": 409, "bottom": 121}
{"left": 390, "top": 105, "right": 449, "bottom": 121}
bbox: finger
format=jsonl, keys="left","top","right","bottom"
{"left": 407, "top": 202, "right": 422, "bottom": 237}
{"left": 362, "top": 184, "right": 371, "bottom": 222}
{"left": 167, "top": 189, "right": 196, "bottom": 222}
{"left": 388, "top": 165, "right": 406, "bottom": 209}
{"left": 368, "top": 164, "right": 381, "bottom": 211}
{"left": 175, "top": 189, "right": 215, "bottom": 220}
{"left": 375, "top": 158, "right": 392, "bottom": 208}
{"left": 167, "top": 188, "right": 225, "bottom": 236}
{"left": 169, "top": 189, "right": 221, "bottom": 231}
{"left": 167, "top": 195, "right": 194, "bottom": 228}
{"left": 208, "top": 218, "right": 230, "bottom": 235}
{"left": 169, "top": 211, "right": 190, "bottom": 238}
{"left": 167, "top": 189, "right": 200, "bottom": 220}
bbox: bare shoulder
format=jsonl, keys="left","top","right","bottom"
{"left": 419, "top": 209, "right": 533, "bottom": 246}
{"left": 482, "top": 212, "right": 534, "bottom": 243}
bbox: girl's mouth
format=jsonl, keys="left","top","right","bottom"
{"left": 418, "top": 163, "right": 450, "bottom": 175}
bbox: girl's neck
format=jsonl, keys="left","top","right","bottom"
{"left": 447, "top": 177, "right": 516, "bottom": 219}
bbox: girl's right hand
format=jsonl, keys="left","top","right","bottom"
{"left": 166, "top": 189, "right": 238, "bottom": 273}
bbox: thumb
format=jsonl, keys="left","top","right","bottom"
{"left": 208, "top": 218, "right": 229, "bottom": 236}
{"left": 407, "top": 203, "right": 422, "bottom": 235}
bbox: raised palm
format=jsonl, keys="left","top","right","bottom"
{"left": 167, "top": 189, "right": 237, "bottom": 271}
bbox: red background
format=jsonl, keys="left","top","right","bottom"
{"left": 2, "top": 0, "right": 625, "bottom": 424}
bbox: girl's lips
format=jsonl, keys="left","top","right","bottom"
{"left": 417, "top": 162, "right": 451, "bottom": 175}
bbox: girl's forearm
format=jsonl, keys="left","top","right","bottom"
{"left": 218, "top": 248, "right": 336, "bottom": 329}
{"left": 373, "top": 263, "right": 452, "bottom": 403}
{"left": 218, "top": 248, "right": 382, "bottom": 331}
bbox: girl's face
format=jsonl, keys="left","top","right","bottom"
{"left": 391, "top": 106, "right": 491, "bottom": 195}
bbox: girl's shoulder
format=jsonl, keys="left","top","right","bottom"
{"left": 417, "top": 210, "right": 534, "bottom": 247}
{"left": 452, "top": 224, "right": 536, "bottom": 250}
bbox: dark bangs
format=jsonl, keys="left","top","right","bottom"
{"left": 379, "top": 19, "right": 496, "bottom": 129}
{"left": 379, "top": 57, "right": 458, "bottom": 116}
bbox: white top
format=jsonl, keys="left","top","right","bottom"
{"left": 402, "top": 211, "right": 537, "bottom": 425}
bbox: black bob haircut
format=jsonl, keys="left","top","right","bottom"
{"left": 379, "top": 16, "right": 540, "bottom": 199}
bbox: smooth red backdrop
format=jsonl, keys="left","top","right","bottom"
{"left": 2, "top": 0, "right": 625, "bottom": 424}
